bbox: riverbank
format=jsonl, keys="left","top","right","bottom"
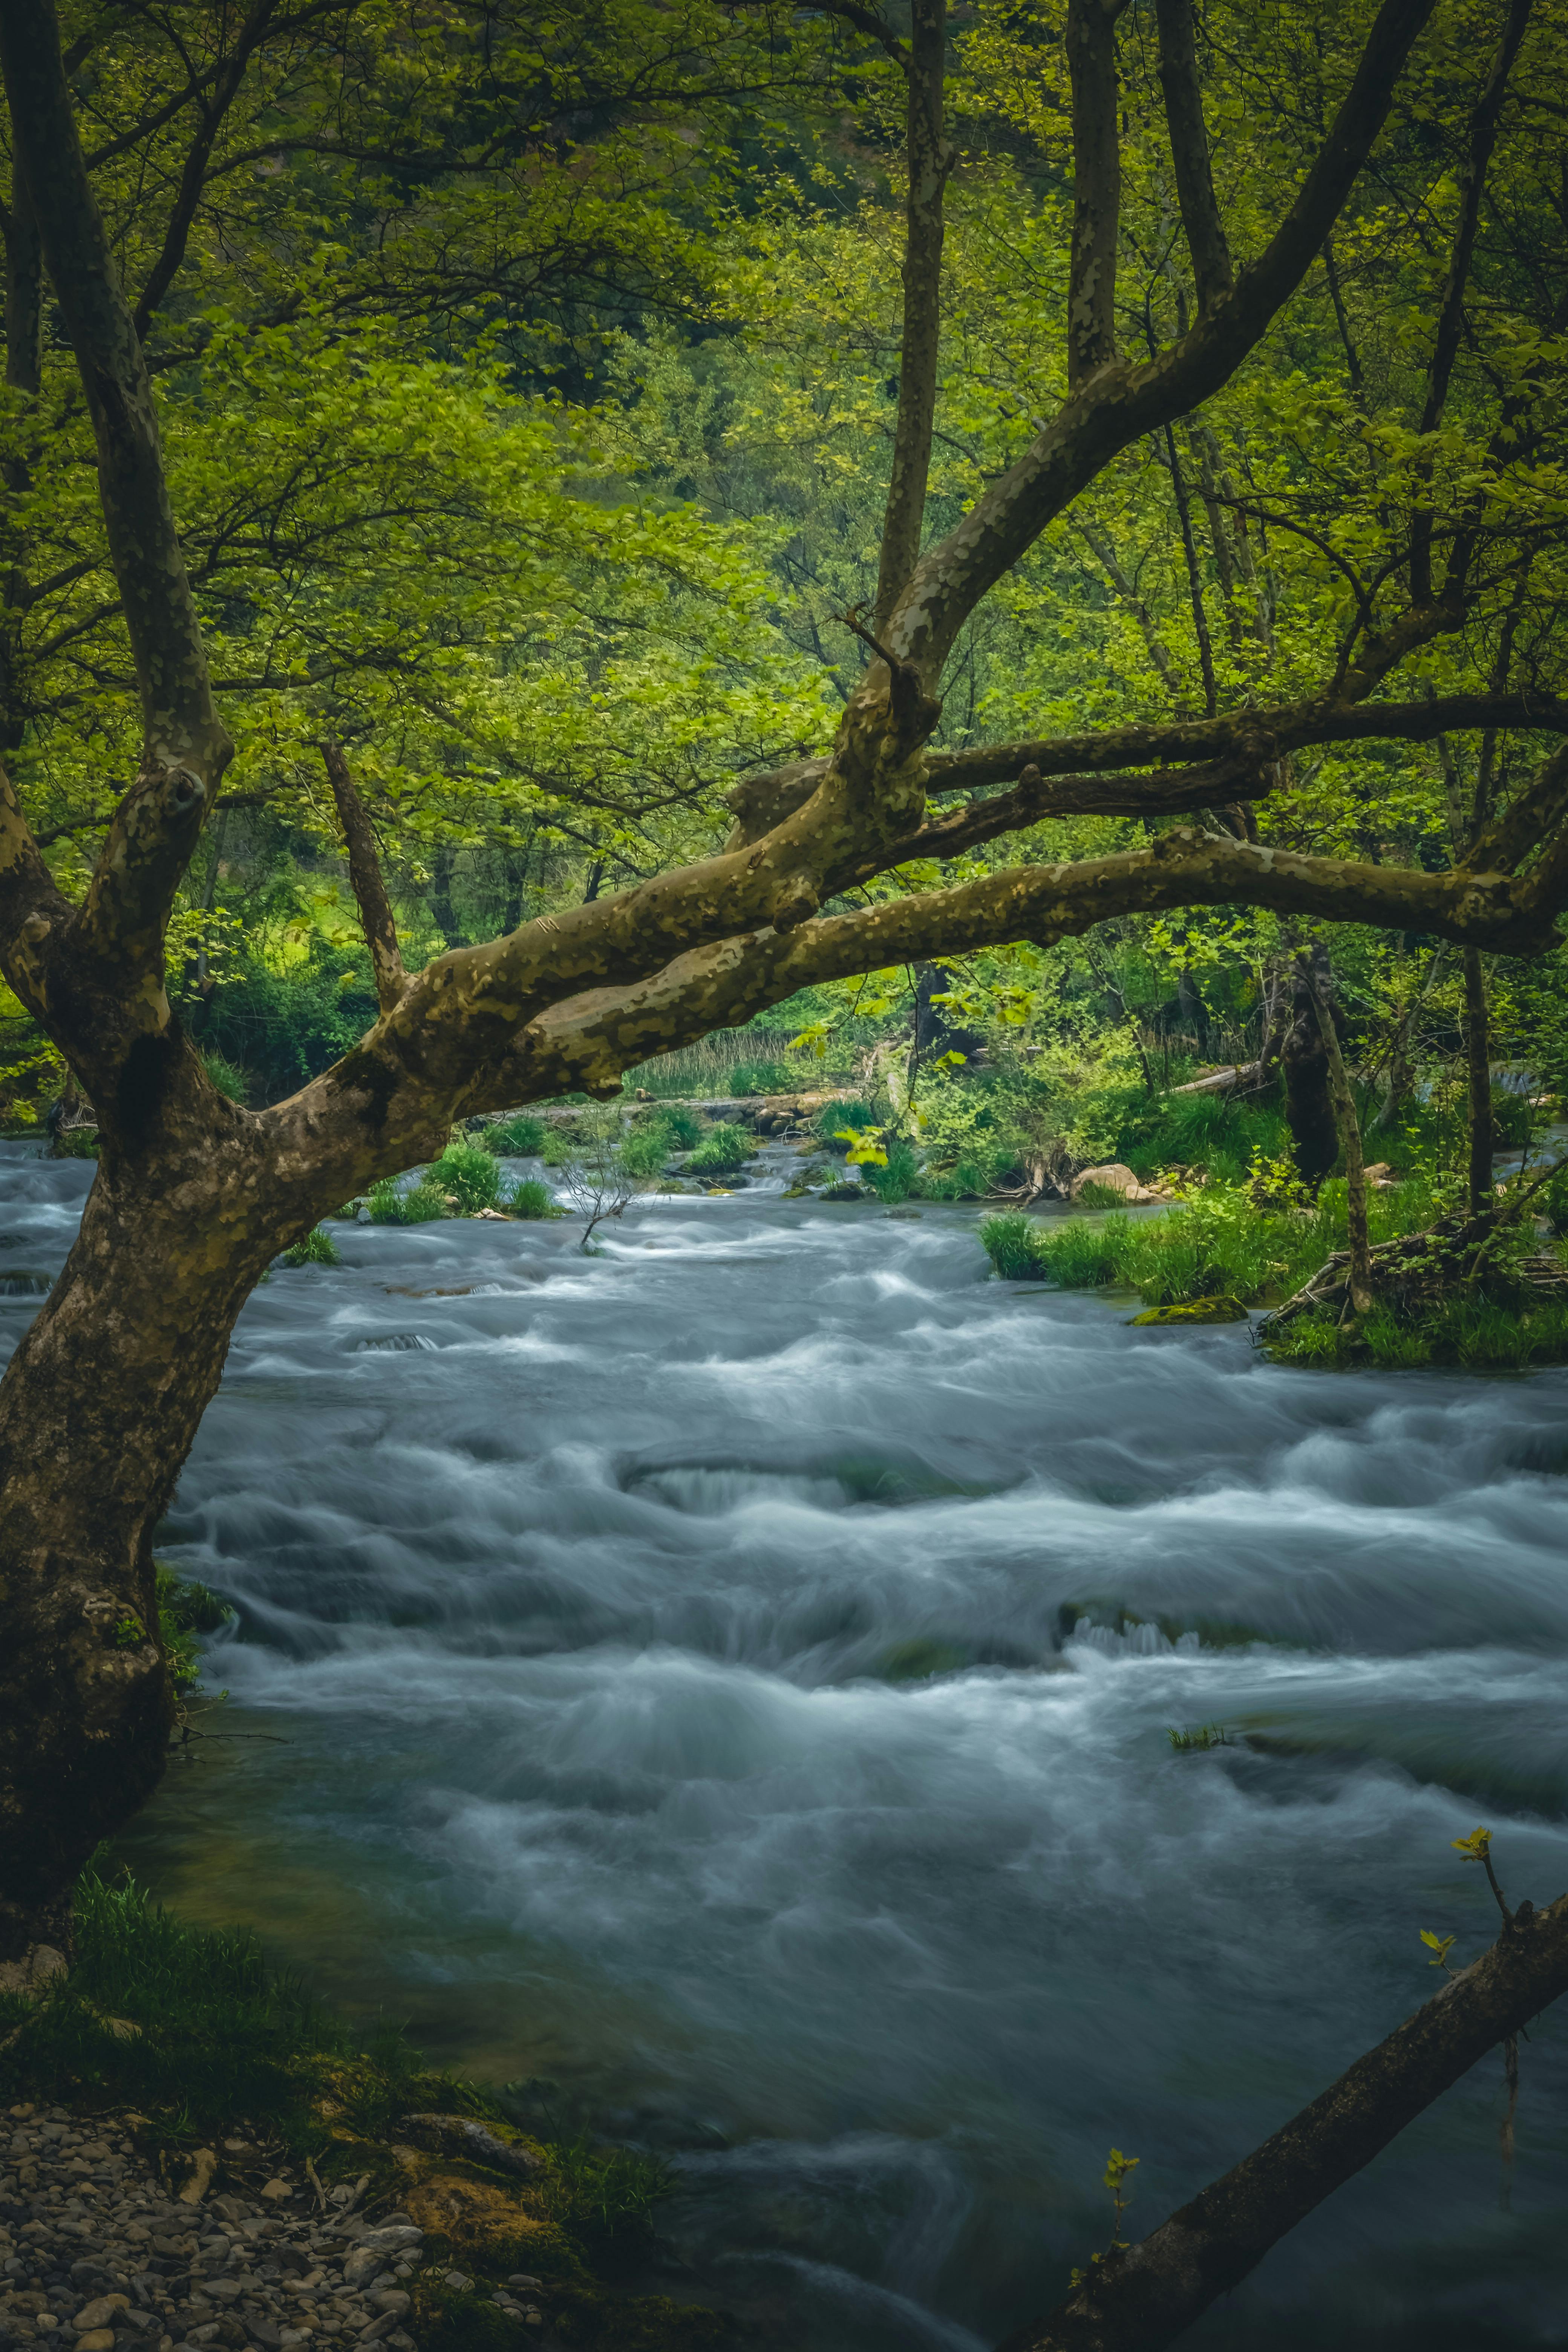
{"left": 0, "top": 1874, "right": 732, "bottom": 2352}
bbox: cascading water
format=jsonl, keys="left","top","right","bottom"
{"left": 4, "top": 1138, "right": 1566, "bottom": 2350}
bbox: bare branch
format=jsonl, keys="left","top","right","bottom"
{"left": 322, "top": 741, "right": 406, "bottom": 1015}
{"left": 874, "top": 0, "right": 952, "bottom": 632}
{"left": 1066, "top": 0, "right": 1130, "bottom": 389}
{"left": 1155, "top": 0, "right": 1233, "bottom": 314}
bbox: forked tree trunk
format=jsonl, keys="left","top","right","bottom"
{"left": 0, "top": 1092, "right": 299, "bottom": 1960}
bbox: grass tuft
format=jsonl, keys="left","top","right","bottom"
{"left": 430, "top": 1142, "right": 503, "bottom": 1215}
{"left": 484, "top": 1113, "right": 548, "bottom": 1156}
{"left": 280, "top": 1225, "right": 341, "bottom": 1268}
{"left": 507, "top": 1177, "right": 559, "bottom": 1219}
{"left": 685, "top": 1121, "right": 752, "bottom": 1175}
{"left": 368, "top": 1174, "right": 450, "bottom": 1224}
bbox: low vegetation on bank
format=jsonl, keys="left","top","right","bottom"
{"left": 0, "top": 1870, "right": 727, "bottom": 2350}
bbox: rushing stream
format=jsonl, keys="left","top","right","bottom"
{"left": 4, "top": 1137, "right": 1568, "bottom": 2349}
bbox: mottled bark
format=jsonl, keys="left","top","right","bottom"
{"left": 999, "top": 1888, "right": 1568, "bottom": 2352}
{"left": 1066, "top": 1, "right": 1128, "bottom": 390}
{"left": 1154, "top": 0, "right": 1233, "bottom": 314}
{"left": 323, "top": 741, "right": 406, "bottom": 1014}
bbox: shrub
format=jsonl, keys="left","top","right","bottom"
{"left": 506, "top": 1177, "right": 557, "bottom": 1219}
{"left": 280, "top": 1225, "right": 341, "bottom": 1268}
{"left": 484, "top": 1112, "right": 547, "bottom": 1156}
{"left": 155, "top": 1563, "right": 234, "bottom": 1693}
{"left": 430, "top": 1141, "right": 502, "bottom": 1214}
{"left": 686, "top": 1120, "right": 752, "bottom": 1174}
{"left": 367, "top": 1175, "right": 449, "bottom": 1224}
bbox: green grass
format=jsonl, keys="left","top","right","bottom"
{"left": 199, "top": 1047, "right": 251, "bottom": 1104}
{"left": 431, "top": 1141, "right": 504, "bottom": 1214}
{"left": 619, "top": 1115, "right": 678, "bottom": 1178}
{"left": 0, "top": 1866, "right": 446, "bottom": 2140}
{"left": 484, "top": 1112, "right": 548, "bottom": 1156}
{"left": 727, "top": 1058, "right": 795, "bottom": 1096}
{"left": 279, "top": 1225, "right": 341, "bottom": 1267}
{"left": 1168, "top": 1723, "right": 1234, "bottom": 1752}
{"left": 367, "top": 1174, "right": 450, "bottom": 1223}
{"left": 980, "top": 1176, "right": 1445, "bottom": 1310}
{"left": 660, "top": 1106, "right": 704, "bottom": 1151}
{"left": 686, "top": 1120, "right": 752, "bottom": 1175}
{"left": 1266, "top": 1293, "right": 1568, "bottom": 1371}
{"left": 507, "top": 1176, "right": 558, "bottom": 1219}
{"left": 863, "top": 1137, "right": 920, "bottom": 1204}
{"left": 815, "top": 1098, "right": 881, "bottom": 1147}
{"left": 1119, "top": 1088, "right": 1290, "bottom": 1184}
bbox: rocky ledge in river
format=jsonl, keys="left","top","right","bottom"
{"left": 0, "top": 2105, "right": 729, "bottom": 2352}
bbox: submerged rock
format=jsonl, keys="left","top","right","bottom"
{"left": 1130, "top": 1295, "right": 1248, "bottom": 1325}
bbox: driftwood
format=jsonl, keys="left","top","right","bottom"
{"left": 1000, "top": 1888, "right": 1568, "bottom": 2352}
{"left": 398, "top": 2112, "right": 542, "bottom": 2176}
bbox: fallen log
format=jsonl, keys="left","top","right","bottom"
{"left": 1168, "top": 1061, "right": 1264, "bottom": 1096}
{"left": 999, "top": 1885, "right": 1568, "bottom": 2352}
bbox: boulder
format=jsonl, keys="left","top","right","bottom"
{"left": 1070, "top": 1163, "right": 1161, "bottom": 1205}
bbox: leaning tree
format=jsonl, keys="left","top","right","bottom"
{"left": 3, "top": 0, "right": 1568, "bottom": 2325}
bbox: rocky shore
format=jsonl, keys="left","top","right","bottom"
{"left": 0, "top": 2102, "right": 729, "bottom": 2352}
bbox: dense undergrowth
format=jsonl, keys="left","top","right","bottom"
{"left": 982, "top": 1173, "right": 1568, "bottom": 1370}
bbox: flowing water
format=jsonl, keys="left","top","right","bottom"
{"left": 4, "top": 1139, "right": 1567, "bottom": 2349}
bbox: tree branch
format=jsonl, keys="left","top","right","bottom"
{"left": 1155, "top": 0, "right": 1233, "bottom": 314}
{"left": 1066, "top": 0, "right": 1129, "bottom": 389}
{"left": 724, "top": 690, "right": 1568, "bottom": 847}
{"left": 322, "top": 741, "right": 405, "bottom": 1014}
{"left": 998, "top": 1888, "right": 1568, "bottom": 2352}
{"left": 874, "top": 0, "right": 952, "bottom": 633}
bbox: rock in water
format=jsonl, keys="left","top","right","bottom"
{"left": 1130, "top": 1296, "right": 1248, "bottom": 1326}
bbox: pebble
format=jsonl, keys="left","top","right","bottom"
{"left": 0, "top": 2109, "right": 423, "bottom": 2352}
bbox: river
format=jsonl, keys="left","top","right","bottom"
{"left": 3, "top": 1138, "right": 1566, "bottom": 2350}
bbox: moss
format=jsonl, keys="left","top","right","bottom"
{"left": 1129, "top": 1294, "right": 1247, "bottom": 1325}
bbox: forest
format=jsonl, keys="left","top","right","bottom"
{"left": 2, "top": 2, "right": 1568, "bottom": 2350}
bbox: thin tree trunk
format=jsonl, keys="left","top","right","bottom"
{"left": 1308, "top": 954, "right": 1373, "bottom": 1315}
{"left": 1463, "top": 945, "right": 1494, "bottom": 1217}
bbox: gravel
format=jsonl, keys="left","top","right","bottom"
{"left": 0, "top": 2107, "right": 426, "bottom": 2352}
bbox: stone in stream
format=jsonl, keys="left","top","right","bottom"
{"left": 1130, "top": 1295, "right": 1248, "bottom": 1325}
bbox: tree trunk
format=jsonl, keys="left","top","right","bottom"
{"left": 1308, "top": 951, "right": 1374, "bottom": 1316}
{"left": 1000, "top": 1886, "right": 1568, "bottom": 2352}
{"left": 0, "top": 1098, "right": 307, "bottom": 1961}
{"left": 429, "top": 842, "right": 462, "bottom": 945}
{"left": 1280, "top": 951, "right": 1338, "bottom": 1185}
{"left": 1462, "top": 946, "right": 1493, "bottom": 1217}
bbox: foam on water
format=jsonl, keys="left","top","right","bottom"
{"left": 5, "top": 1140, "right": 1568, "bottom": 2350}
